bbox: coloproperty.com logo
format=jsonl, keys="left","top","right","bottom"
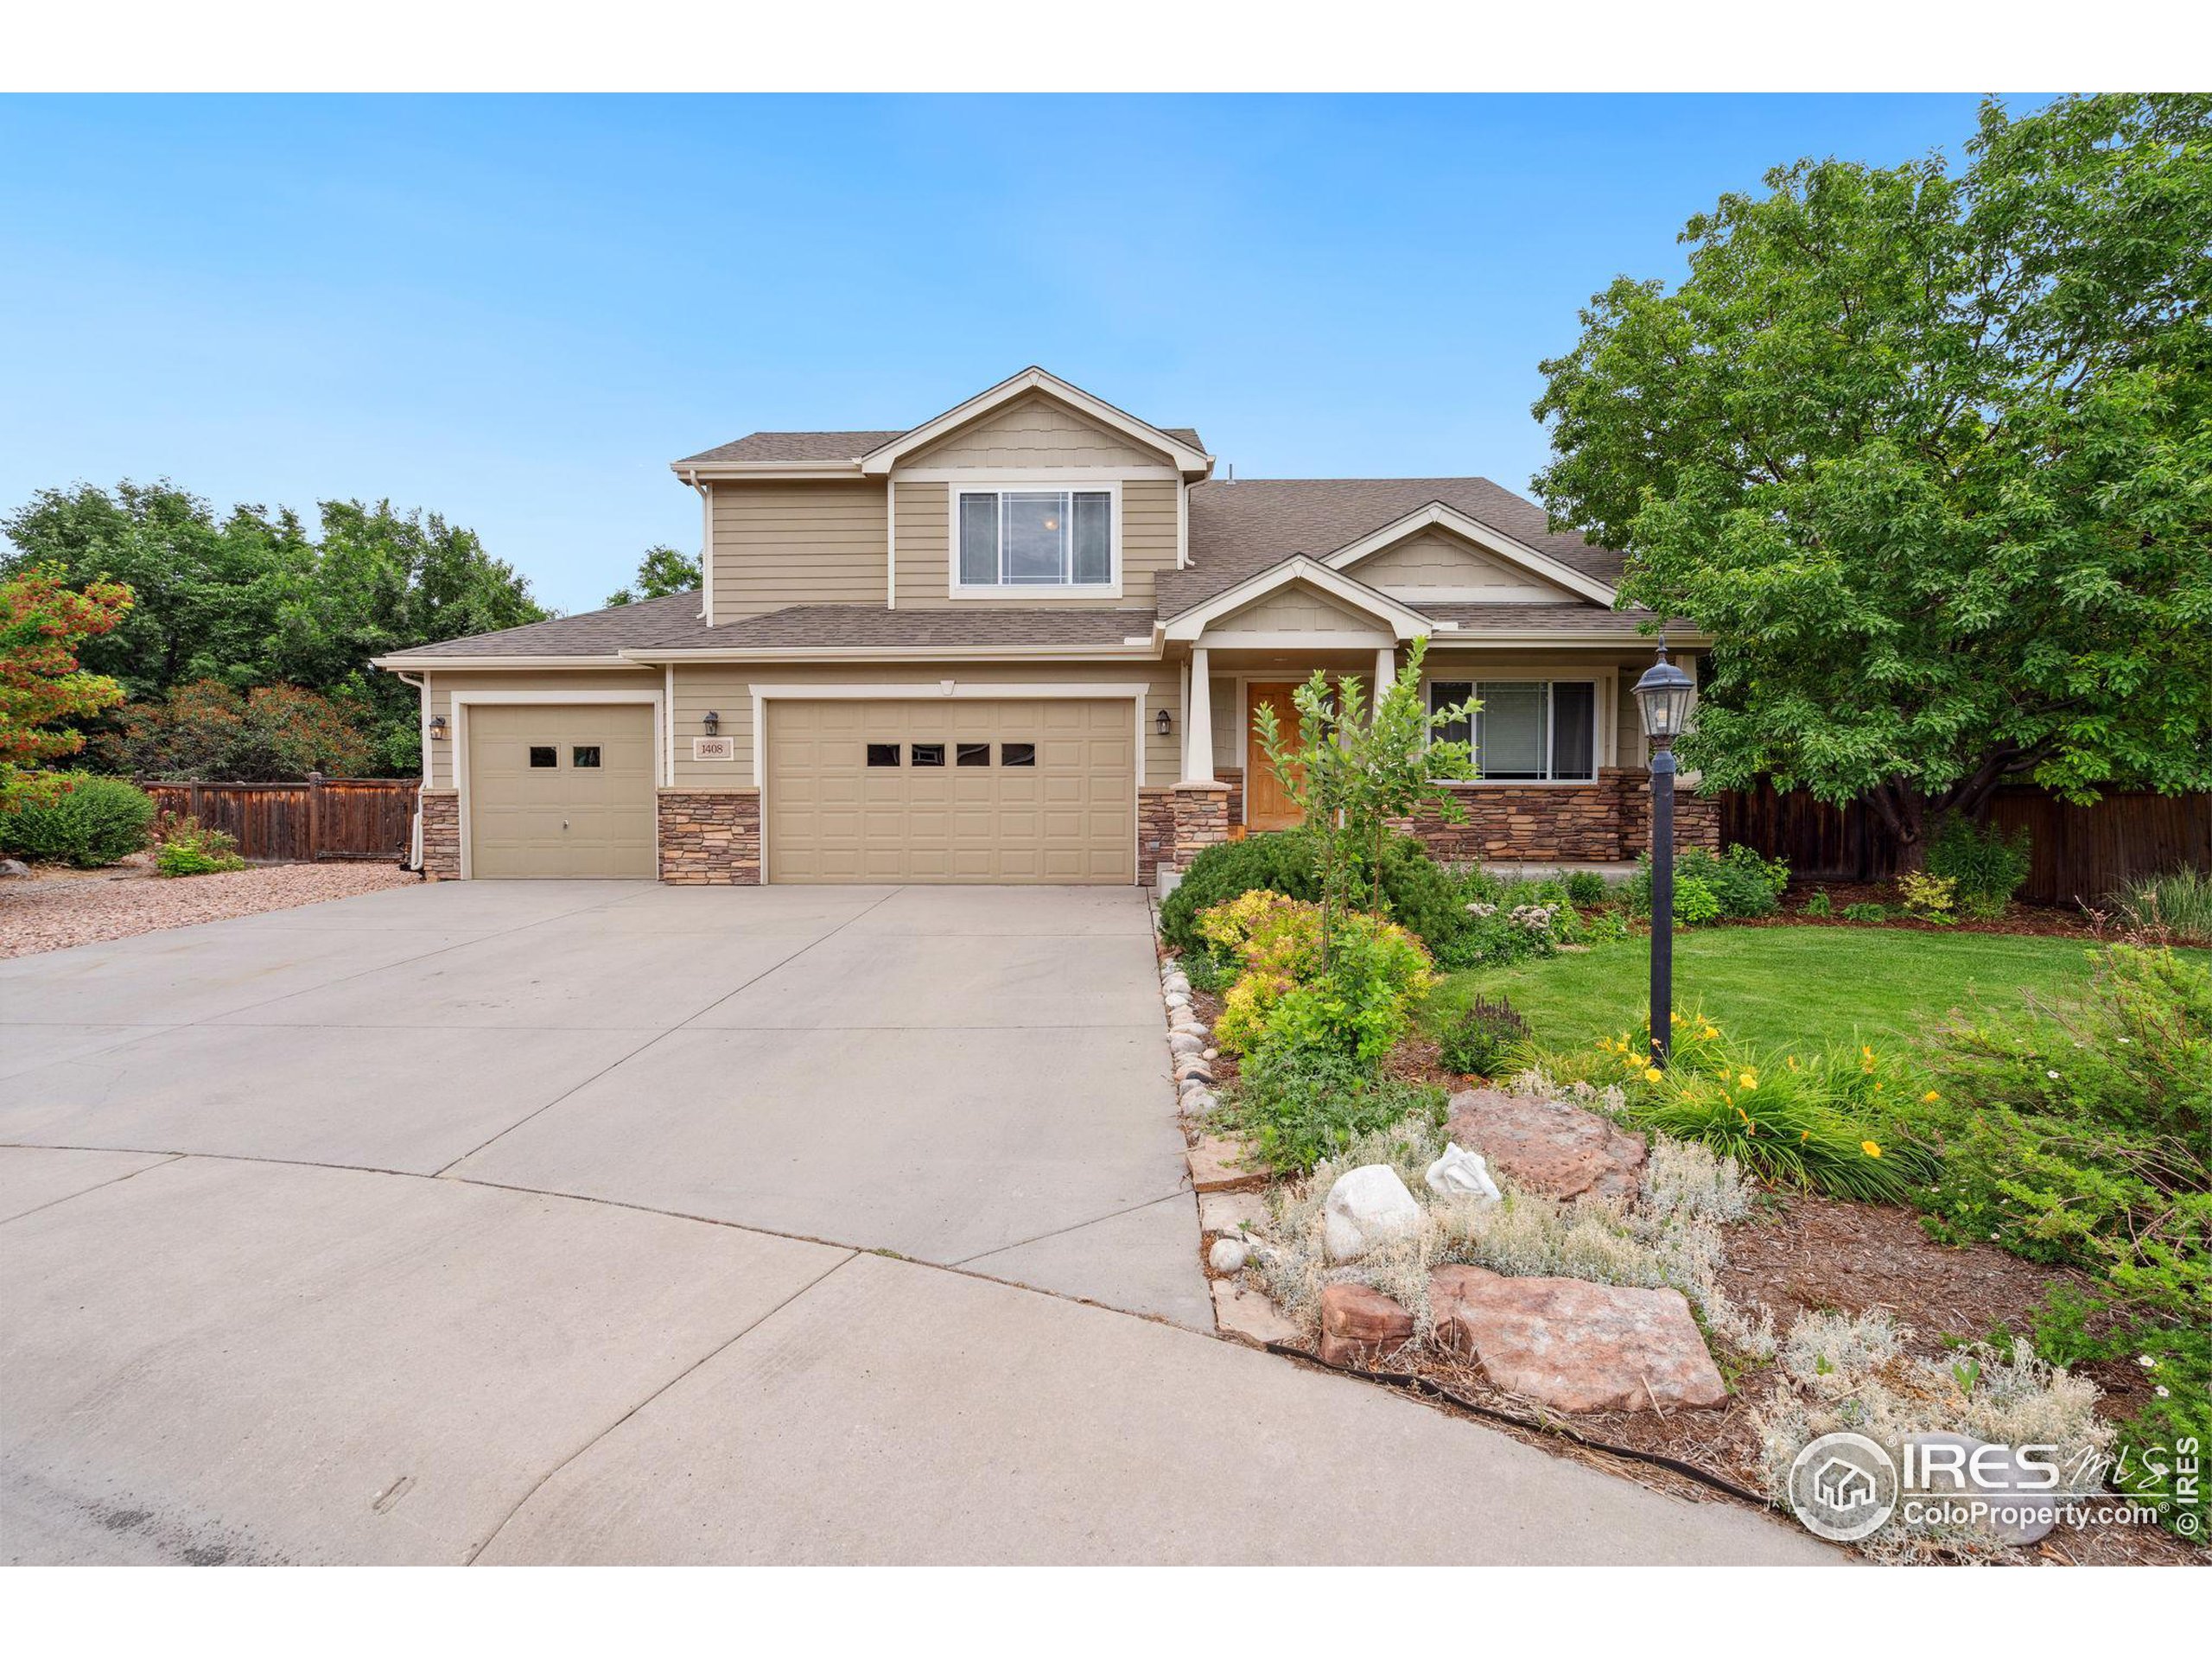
{"left": 1786, "top": 1431, "right": 2197, "bottom": 1544}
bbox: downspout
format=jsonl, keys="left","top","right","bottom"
{"left": 683, "top": 468, "right": 712, "bottom": 623}
{"left": 394, "top": 670, "right": 429, "bottom": 871}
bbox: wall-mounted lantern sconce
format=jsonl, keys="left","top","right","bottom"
{"left": 427, "top": 715, "right": 449, "bottom": 741}
{"left": 1155, "top": 708, "right": 1173, "bottom": 739}
{"left": 702, "top": 710, "right": 721, "bottom": 736}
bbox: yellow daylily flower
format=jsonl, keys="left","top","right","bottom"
{"left": 1862, "top": 1141, "right": 1883, "bottom": 1158}
{"left": 1643, "top": 1066, "right": 1663, "bottom": 1084}
{"left": 1738, "top": 1072, "right": 1758, "bottom": 1090}
{"left": 1923, "top": 1090, "right": 1942, "bottom": 1103}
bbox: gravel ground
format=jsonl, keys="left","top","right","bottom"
{"left": 0, "top": 861, "right": 418, "bottom": 959}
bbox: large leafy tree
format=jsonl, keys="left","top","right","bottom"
{"left": 605, "top": 543, "right": 700, "bottom": 607}
{"left": 3, "top": 483, "right": 547, "bottom": 776}
{"left": 1534, "top": 93, "right": 2212, "bottom": 861}
{"left": 0, "top": 567, "right": 133, "bottom": 811}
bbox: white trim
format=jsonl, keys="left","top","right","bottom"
{"left": 856, "top": 366, "right": 1211, "bottom": 478}
{"left": 664, "top": 664, "right": 677, "bottom": 787}
{"left": 627, "top": 645, "right": 1160, "bottom": 664}
{"left": 1161, "top": 555, "right": 1432, "bottom": 643}
{"left": 745, "top": 681, "right": 1152, "bottom": 701}
{"left": 370, "top": 655, "right": 658, "bottom": 671}
{"left": 1176, "top": 477, "right": 1190, "bottom": 569}
{"left": 1320, "top": 501, "right": 1619, "bottom": 607}
{"left": 945, "top": 480, "right": 1123, "bottom": 601}
{"left": 449, "top": 688, "right": 665, "bottom": 881}
{"left": 885, "top": 477, "right": 897, "bottom": 609}
{"left": 1201, "top": 628, "right": 1395, "bottom": 650}
{"left": 668, "top": 460, "right": 867, "bottom": 480}
{"left": 892, "top": 463, "right": 1177, "bottom": 483}
{"left": 747, "top": 679, "right": 1151, "bottom": 886}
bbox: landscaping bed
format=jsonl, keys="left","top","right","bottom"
{"left": 1163, "top": 826, "right": 2207, "bottom": 1564}
{"left": 0, "top": 858, "right": 416, "bottom": 958}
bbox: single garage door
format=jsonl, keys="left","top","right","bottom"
{"left": 467, "top": 703, "right": 657, "bottom": 879}
{"left": 768, "top": 698, "right": 1134, "bottom": 884}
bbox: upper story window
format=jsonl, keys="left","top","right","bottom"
{"left": 1429, "top": 679, "right": 1598, "bottom": 782}
{"left": 955, "top": 487, "right": 1116, "bottom": 593}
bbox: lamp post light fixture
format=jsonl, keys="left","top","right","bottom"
{"left": 1633, "top": 639, "right": 1696, "bottom": 1068}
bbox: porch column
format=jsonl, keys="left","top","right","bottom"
{"left": 1375, "top": 645, "right": 1397, "bottom": 715}
{"left": 1183, "top": 645, "right": 1217, "bottom": 782}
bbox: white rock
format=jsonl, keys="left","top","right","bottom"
{"left": 1322, "top": 1165, "right": 1423, "bottom": 1262}
{"left": 1208, "top": 1236, "right": 1250, "bottom": 1273}
{"left": 1425, "top": 1143, "right": 1502, "bottom": 1203}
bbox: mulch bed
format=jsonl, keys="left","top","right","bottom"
{"left": 1294, "top": 1185, "right": 2201, "bottom": 1566}
{"left": 1755, "top": 882, "right": 2116, "bottom": 940}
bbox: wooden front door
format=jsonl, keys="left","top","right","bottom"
{"left": 1246, "top": 683, "right": 1306, "bottom": 831}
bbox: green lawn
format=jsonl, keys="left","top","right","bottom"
{"left": 1423, "top": 925, "right": 2159, "bottom": 1056}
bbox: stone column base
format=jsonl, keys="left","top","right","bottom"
{"left": 657, "top": 789, "right": 761, "bottom": 884}
{"left": 419, "top": 790, "right": 460, "bottom": 879}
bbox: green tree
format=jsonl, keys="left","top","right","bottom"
{"left": 1533, "top": 93, "right": 2212, "bottom": 863}
{"left": 103, "top": 679, "right": 376, "bottom": 781}
{"left": 0, "top": 567, "right": 133, "bottom": 811}
{"left": 1252, "top": 638, "right": 1474, "bottom": 962}
{"left": 605, "top": 543, "right": 701, "bottom": 607}
{"left": 3, "top": 482, "right": 548, "bottom": 778}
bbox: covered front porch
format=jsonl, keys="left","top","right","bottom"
{"left": 1144, "top": 558, "right": 1719, "bottom": 885}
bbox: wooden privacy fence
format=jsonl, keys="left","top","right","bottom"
{"left": 141, "top": 777, "right": 420, "bottom": 864}
{"left": 1716, "top": 782, "right": 2212, "bottom": 907}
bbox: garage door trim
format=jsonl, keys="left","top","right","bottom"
{"left": 749, "top": 681, "right": 1151, "bottom": 886}
{"left": 453, "top": 688, "right": 665, "bottom": 880}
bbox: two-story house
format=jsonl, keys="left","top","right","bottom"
{"left": 373, "top": 367, "right": 1719, "bottom": 885}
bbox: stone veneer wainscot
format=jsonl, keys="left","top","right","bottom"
{"left": 419, "top": 789, "right": 460, "bottom": 879}
{"left": 656, "top": 789, "right": 761, "bottom": 884}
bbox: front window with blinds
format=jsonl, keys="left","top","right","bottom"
{"left": 1428, "top": 680, "right": 1598, "bottom": 782}
{"left": 955, "top": 489, "right": 1114, "bottom": 589}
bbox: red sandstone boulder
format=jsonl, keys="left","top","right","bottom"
{"left": 1316, "top": 1282, "right": 1415, "bottom": 1368}
{"left": 1427, "top": 1264, "right": 1726, "bottom": 1412}
{"left": 1445, "top": 1088, "right": 1647, "bottom": 1205}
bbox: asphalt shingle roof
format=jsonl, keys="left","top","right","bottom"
{"left": 1158, "top": 476, "right": 1622, "bottom": 616}
{"left": 381, "top": 476, "right": 1641, "bottom": 660}
{"left": 677, "top": 425, "right": 1206, "bottom": 469}
{"left": 379, "top": 590, "right": 714, "bottom": 659}
{"left": 658, "top": 606, "right": 1158, "bottom": 651}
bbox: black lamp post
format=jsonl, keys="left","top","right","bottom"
{"left": 1633, "top": 639, "right": 1696, "bottom": 1067}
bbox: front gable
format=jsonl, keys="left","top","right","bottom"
{"left": 860, "top": 366, "right": 1211, "bottom": 478}
{"left": 1210, "top": 580, "right": 1389, "bottom": 638}
{"left": 901, "top": 389, "right": 1175, "bottom": 472}
{"left": 1323, "top": 503, "right": 1617, "bottom": 607}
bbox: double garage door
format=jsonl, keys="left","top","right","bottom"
{"left": 465, "top": 696, "right": 1135, "bottom": 883}
{"left": 767, "top": 697, "right": 1134, "bottom": 884}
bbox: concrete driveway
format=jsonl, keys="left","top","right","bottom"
{"left": 0, "top": 880, "right": 1833, "bottom": 1565}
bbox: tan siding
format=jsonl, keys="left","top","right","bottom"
{"left": 1354, "top": 526, "right": 1567, "bottom": 601}
{"left": 1211, "top": 582, "right": 1382, "bottom": 634}
{"left": 671, "top": 660, "right": 1179, "bottom": 789}
{"left": 893, "top": 477, "right": 1179, "bottom": 607}
{"left": 903, "top": 390, "right": 1172, "bottom": 469}
{"left": 424, "top": 669, "right": 663, "bottom": 790}
{"left": 710, "top": 479, "right": 887, "bottom": 624}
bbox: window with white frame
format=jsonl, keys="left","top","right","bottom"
{"left": 955, "top": 489, "right": 1114, "bottom": 588}
{"left": 1428, "top": 679, "right": 1599, "bottom": 782}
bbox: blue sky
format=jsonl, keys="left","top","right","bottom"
{"left": 1, "top": 94, "right": 2029, "bottom": 613}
